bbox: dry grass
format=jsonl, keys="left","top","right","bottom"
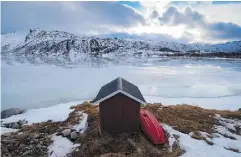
{"left": 190, "top": 131, "right": 214, "bottom": 145}
{"left": 145, "top": 104, "right": 215, "bottom": 134}
{"left": 206, "top": 109, "right": 241, "bottom": 120}
{"left": 70, "top": 102, "right": 184, "bottom": 157}
{"left": 1, "top": 131, "right": 52, "bottom": 157}
{"left": 145, "top": 104, "right": 241, "bottom": 134}
{"left": 20, "top": 121, "right": 61, "bottom": 134}
{"left": 70, "top": 102, "right": 241, "bottom": 157}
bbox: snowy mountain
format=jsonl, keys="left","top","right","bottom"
{"left": 1, "top": 29, "right": 241, "bottom": 64}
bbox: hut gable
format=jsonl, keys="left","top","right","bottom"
{"left": 91, "top": 77, "right": 146, "bottom": 105}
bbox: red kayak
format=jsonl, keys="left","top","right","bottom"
{"left": 140, "top": 109, "right": 167, "bottom": 144}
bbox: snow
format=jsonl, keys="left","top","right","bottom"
{"left": 0, "top": 127, "right": 18, "bottom": 135}
{"left": 2, "top": 59, "right": 241, "bottom": 110}
{"left": 2, "top": 29, "right": 240, "bottom": 56}
{"left": 215, "top": 114, "right": 241, "bottom": 132}
{"left": 48, "top": 134, "right": 80, "bottom": 157}
{"left": 1, "top": 101, "right": 83, "bottom": 125}
{"left": 163, "top": 123, "right": 241, "bottom": 157}
{"left": 72, "top": 112, "right": 88, "bottom": 133}
{"left": 1, "top": 32, "right": 25, "bottom": 48}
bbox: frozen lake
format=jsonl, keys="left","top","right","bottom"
{"left": 2, "top": 58, "right": 241, "bottom": 110}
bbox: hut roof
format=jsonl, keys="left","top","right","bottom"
{"left": 91, "top": 77, "right": 146, "bottom": 104}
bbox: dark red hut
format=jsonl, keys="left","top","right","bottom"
{"left": 91, "top": 77, "right": 146, "bottom": 133}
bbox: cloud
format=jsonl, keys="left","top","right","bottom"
{"left": 104, "top": 32, "right": 190, "bottom": 43}
{"left": 1, "top": 1, "right": 241, "bottom": 43}
{"left": 154, "top": 6, "right": 241, "bottom": 41}
{"left": 1, "top": 1, "right": 145, "bottom": 34}
{"left": 158, "top": 6, "right": 205, "bottom": 28}
{"left": 208, "top": 22, "right": 241, "bottom": 40}
{"left": 150, "top": 10, "right": 159, "bottom": 19}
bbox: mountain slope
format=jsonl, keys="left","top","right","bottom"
{"left": 1, "top": 29, "right": 241, "bottom": 64}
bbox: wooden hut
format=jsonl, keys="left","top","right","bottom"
{"left": 91, "top": 77, "right": 146, "bottom": 133}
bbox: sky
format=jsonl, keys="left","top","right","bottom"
{"left": 1, "top": 1, "right": 241, "bottom": 43}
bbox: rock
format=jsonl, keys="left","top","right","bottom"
{"left": 236, "top": 127, "right": 241, "bottom": 135}
{"left": 22, "top": 150, "right": 31, "bottom": 156}
{"left": 18, "top": 132, "right": 23, "bottom": 135}
{"left": 28, "top": 145, "right": 34, "bottom": 149}
{"left": 18, "top": 119, "right": 28, "bottom": 125}
{"left": 1, "top": 108, "right": 24, "bottom": 119}
{"left": 12, "top": 123, "right": 20, "bottom": 129}
{"left": 33, "top": 133, "right": 40, "bottom": 139}
{"left": 56, "top": 132, "right": 62, "bottom": 136}
{"left": 172, "top": 141, "right": 179, "bottom": 149}
{"left": 79, "top": 133, "right": 86, "bottom": 140}
{"left": 4, "top": 123, "right": 13, "bottom": 128}
{"left": 163, "top": 143, "right": 169, "bottom": 148}
{"left": 70, "top": 131, "right": 77, "bottom": 140}
{"left": 18, "top": 144, "right": 25, "bottom": 149}
{"left": 173, "top": 134, "right": 180, "bottom": 139}
{"left": 57, "top": 127, "right": 64, "bottom": 132}
{"left": 36, "top": 144, "right": 41, "bottom": 149}
{"left": 62, "top": 129, "right": 71, "bottom": 137}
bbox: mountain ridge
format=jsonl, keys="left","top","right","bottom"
{"left": 1, "top": 29, "right": 241, "bottom": 64}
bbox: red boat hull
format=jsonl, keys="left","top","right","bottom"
{"left": 140, "top": 109, "right": 167, "bottom": 144}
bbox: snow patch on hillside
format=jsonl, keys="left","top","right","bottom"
{"left": 72, "top": 112, "right": 88, "bottom": 133}
{"left": 1, "top": 101, "right": 83, "bottom": 125}
{"left": 0, "top": 127, "right": 18, "bottom": 134}
{"left": 48, "top": 134, "right": 80, "bottom": 157}
{"left": 163, "top": 118, "right": 241, "bottom": 157}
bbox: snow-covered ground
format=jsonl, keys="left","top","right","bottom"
{"left": 164, "top": 114, "right": 241, "bottom": 157}
{"left": 48, "top": 134, "right": 80, "bottom": 157}
{"left": 0, "top": 127, "right": 18, "bottom": 134}
{"left": 164, "top": 120, "right": 241, "bottom": 157}
{"left": 1, "top": 101, "right": 82, "bottom": 125}
{"left": 2, "top": 58, "right": 241, "bottom": 110}
{"left": 0, "top": 101, "right": 84, "bottom": 134}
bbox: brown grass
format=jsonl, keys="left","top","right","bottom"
{"left": 145, "top": 104, "right": 241, "bottom": 135}
{"left": 190, "top": 131, "right": 214, "bottom": 145}
{"left": 145, "top": 104, "right": 216, "bottom": 134}
{"left": 1, "top": 131, "right": 52, "bottom": 157}
{"left": 20, "top": 121, "right": 61, "bottom": 134}
{"left": 70, "top": 103, "right": 184, "bottom": 157}
{"left": 206, "top": 109, "right": 241, "bottom": 120}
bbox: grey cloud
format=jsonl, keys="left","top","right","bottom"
{"left": 156, "top": 6, "right": 241, "bottom": 40}
{"left": 150, "top": 10, "right": 159, "bottom": 19}
{"left": 208, "top": 22, "right": 241, "bottom": 40}
{"left": 1, "top": 1, "right": 145, "bottom": 34}
{"left": 158, "top": 6, "right": 205, "bottom": 28}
